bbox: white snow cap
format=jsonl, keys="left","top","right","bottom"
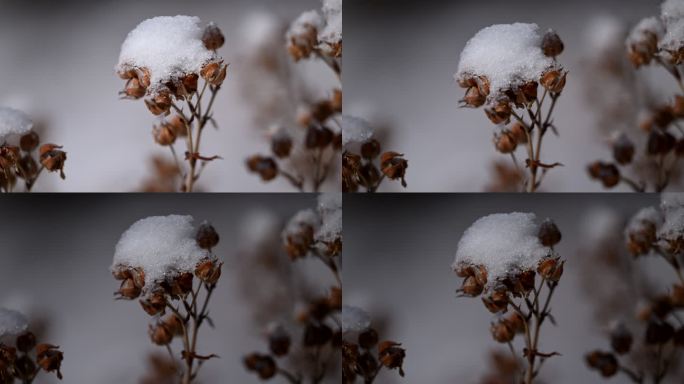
{"left": 320, "top": 0, "right": 342, "bottom": 45}
{"left": 117, "top": 16, "right": 219, "bottom": 94}
{"left": 0, "top": 107, "right": 33, "bottom": 143}
{"left": 282, "top": 208, "right": 320, "bottom": 242}
{"left": 112, "top": 215, "right": 209, "bottom": 291}
{"left": 341, "top": 305, "right": 370, "bottom": 334}
{"left": 660, "top": 0, "right": 684, "bottom": 51}
{"left": 659, "top": 193, "right": 684, "bottom": 240}
{"left": 625, "top": 206, "right": 663, "bottom": 236}
{"left": 287, "top": 10, "right": 323, "bottom": 41}
{"left": 315, "top": 193, "right": 342, "bottom": 242}
{"left": 453, "top": 212, "right": 553, "bottom": 284}
{"left": 0, "top": 308, "right": 28, "bottom": 338}
{"left": 456, "top": 23, "right": 555, "bottom": 99}
{"left": 342, "top": 115, "right": 374, "bottom": 146}
{"left": 626, "top": 17, "right": 665, "bottom": 48}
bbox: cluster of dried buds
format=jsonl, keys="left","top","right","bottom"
{"left": 246, "top": 90, "right": 342, "bottom": 192}
{"left": 112, "top": 222, "right": 222, "bottom": 384}
{"left": 343, "top": 138, "right": 408, "bottom": 192}
{"left": 342, "top": 327, "right": 406, "bottom": 383}
{"left": 0, "top": 132, "right": 66, "bottom": 192}
{"left": 244, "top": 287, "right": 342, "bottom": 382}
{"left": 286, "top": 6, "right": 341, "bottom": 71}
{"left": 118, "top": 23, "right": 227, "bottom": 192}
{"left": 457, "top": 30, "right": 567, "bottom": 192}
{"left": 0, "top": 331, "right": 64, "bottom": 383}
{"left": 455, "top": 220, "right": 563, "bottom": 384}
{"left": 588, "top": 96, "right": 684, "bottom": 192}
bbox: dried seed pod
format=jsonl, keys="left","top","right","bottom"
{"left": 609, "top": 323, "right": 632, "bottom": 355}
{"left": 139, "top": 291, "right": 166, "bottom": 316}
{"left": 267, "top": 325, "right": 291, "bottom": 357}
{"left": 378, "top": 341, "right": 406, "bottom": 376}
{"left": 19, "top": 132, "right": 39, "bottom": 152}
{"left": 538, "top": 219, "right": 561, "bottom": 246}
{"left": 271, "top": 132, "right": 293, "bottom": 158}
{"left": 202, "top": 23, "right": 225, "bottom": 50}
{"left": 39, "top": 144, "right": 67, "bottom": 179}
{"left": 35, "top": 344, "right": 63, "bottom": 379}
{"left": 195, "top": 258, "right": 222, "bottom": 285}
{"left": 494, "top": 131, "right": 517, "bottom": 154}
{"left": 645, "top": 319, "right": 674, "bottom": 345}
{"left": 361, "top": 139, "right": 381, "bottom": 159}
{"left": 585, "top": 350, "right": 618, "bottom": 377}
{"left": 243, "top": 353, "right": 276, "bottom": 379}
{"left": 380, "top": 152, "right": 408, "bottom": 187}
{"left": 196, "top": 222, "right": 219, "bottom": 250}
{"left": 491, "top": 320, "right": 515, "bottom": 343}
{"left": 246, "top": 155, "right": 278, "bottom": 181}
{"left": 482, "top": 289, "right": 509, "bottom": 313}
{"left": 462, "top": 86, "right": 486, "bottom": 108}
{"left": 460, "top": 275, "right": 484, "bottom": 297}
{"left": 509, "top": 122, "right": 528, "bottom": 144}
{"left": 540, "top": 70, "right": 567, "bottom": 93}
{"left": 117, "top": 278, "right": 141, "bottom": 299}
{"left": 149, "top": 323, "right": 173, "bottom": 346}
{"left": 587, "top": 161, "right": 620, "bottom": 188}
{"left": 541, "top": 29, "right": 564, "bottom": 57}
{"left": 153, "top": 123, "right": 176, "bottom": 146}
{"left": 647, "top": 130, "right": 676, "bottom": 155}
{"left": 537, "top": 257, "right": 564, "bottom": 282}
{"left": 358, "top": 328, "right": 379, "bottom": 349}
{"left": 167, "top": 114, "right": 187, "bottom": 137}
{"left": 200, "top": 62, "right": 227, "bottom": 86}
{"left": 182, "top": 74, "right": 199, "bottom": 94}
{"left": 612, "top": 133, "right": 635, "bottom": 165}
{"left": 124, "top": 77, "right": 147, "bottom": 99}
{"left": 15, "top": 332, "right": 36, "bottom": 353}
{"left": 484, "top": 100, "right": 512, "bottom": 125}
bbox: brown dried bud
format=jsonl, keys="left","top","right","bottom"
{"left": 144, "top": 97, "right": 170, "bottom": 116}
{"left": 195, "top": 258, "right": 222, "bottom": 285}
{"left": 462, "top": 86, "right": 486, "bottom": 108}
{"left": 200, "top": 61, "right": 227, "bottom": 86}
{"left": 485, "top": 100, "right": 512, "bottom": 125}
{"left": 491, "top": 320, "right": 515, "bottom": 343}
{"left": 124, "top": 77, "right": 147, "bottom": 99}
{"left": 267, "top": 325, "right": 291, "bottom": 356}
{"left": 587, "top": 161, "right": 620, "bottom": 188}
{"left": 542, "top": 29, "right": 564, "bottom": 57}
{"left": 202, "top": 23, "right": 224, "bottom": 50}
{"left": 647, "top": 130, "right": 676, "bottom": 155}
{"left": 246, "top": 155, "right": 278, "bottom": 181}
{"left": 19, "top": 132, "right": 39, "bottom": 152}
{"left": 537, "top": 257, "right": 564, "bottom": 282}
{"left": 508, "top": 122, "right": 528, "bottom": 144}
{"left": 167, "top": 114, "right": 187, "bottom": 137}
{"left": 380, "top": 152, "right": 408, "bottom": 187}
{"left": 540, "top": 70, "right": 567, "bottom": 93}
{"left": 16, "top": 332, "right": 36, "bottom": 353}
{"left": 182, "top": 74, "right": 199, "bottom": 94}
{"left": 653, "top": 105, "right": 675, "bottom": 128}
{"left": 645, "top": 319, "right": 675, "bottom": 345}
{"left": 153, "top": 123, "right": 176, "bottom": 146}
{"left": 117, "top": 278, "right": 141, "bottom": 299}
{"left": 482, "top": 289, "right": 509, "bottom": 313}
{"left": 585, "top": 350, "right": 618, "bottom": 377}
{"left": 149, "top": 322, "right": 173, "bottom": 346}
{"left": 378, "top": 341, "right": 405, "bottom": 376}
{"left": 196, "top": 222, "right": 219, "bottom": 250}
{"left": 169, "top": 272, "right": 194, "bottom": 297}
{"left": 39, "top": 144, "right": 67, "bottom": 179}
{"left": 494, "top": 131, "right": 517, "bottom": 154}
{"left": 538, "top": 219, "right": 561, "bottom": 247}
{"left": 359, "top": 328, "right": 379, "bottom": 349}
{"left": 361, "top": 139, "right": 381, "bottom": 159}
{"left": 162, "top": 313, "right": 184, "bottom": 336}
{"left": 244, "top": 353, "right": 276, "bottom": 379}
{"left": 140, "top": 291, "right": 166, "bottom": 316}
{"left": 612, "top": 133, "right": 635, "bottom": 165}
{"left": 271, "top": 132, "right": 292, "bottom": 158}
{"left": 35, "top": 344, "right": 63, "bottom": 379}
{"left": 312, "top": 101, "right": 335, "bottom": 123}
{"left": 460, "top": 275, "right": 484, "bottom": 297}
{"left": 609, "top": 323, "right": 632, "bottom": 355}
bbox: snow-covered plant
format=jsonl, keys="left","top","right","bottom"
{"left": 116, "top": 16, "right": 227, "bottom": 192}
{"left": 586, "top": 193, "right": 684, "bottom": 383}
{"left": 341, "top": 116, "right": 409, "bottom": 192}
{"left": 0, "top": 308, "right": 64, "bottom": 383}
{"left": 246, "top": 0, "right": 342, "bottom": 192}
{"left": 588, "top": 1, "right": 684, "bottom": 192}
{"left": 111, "top": 215, "right": 223, "bottom": 384}
{"left": 455, "top": 24, "right": 567, "bottom": 192}
{"left": 243, "top": 194, "right": 341, "bottom": 383}
{"left": 341, "top": 305, "right": 406, "bottom": 383}
{"left": 452, "top": 212, "right": 564, "bottom": 384}
{"left": 0, "top": 107, "right": 67, "bottom": 192}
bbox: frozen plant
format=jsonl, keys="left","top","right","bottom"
{"left": 452, "top": 212, "right": 565, "bottom": 384}
{"left": 116, "top": 16, "right": 228, "bottom": 192}
{"left": 588, "top": 1, "right": 684, "bottom": 192}
{"left": 243, "top": 194, "right": 341, "bottom": 383}
{"left": 0, "top": 107, "right": 67, "bottom": 192}
{"left": 342, "top": 116, "right": 409, "bottom": 192}
{"left": 586, "top": 193, "right": 684, "bottom": 383}
{"left": 341, "top": 305, "right": 406, "bottom": 383}
{"left": 246, "top": 0, "right": 342, "bottom": 192}
{"left": 455, "top": 24, "right": 567, "bottom": 192}
{"left": 111, "top": 215, "right": 223, "bottom": 384}
{"left": 0, "top": 308, "right": 64, "bottom": 383}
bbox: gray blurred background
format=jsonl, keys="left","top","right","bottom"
{"left": 0, "top": 0, "right": 337, "bottom": 192}
{"left": 343, "top": 193, "right": 682, "bottom": 383}
{"left": 344, "top": 0, "right": 675, "bottom": 192}
{"left": 0, "top": 193, "right": 333, "bottom": 383}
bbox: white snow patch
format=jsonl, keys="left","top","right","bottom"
{"left": 342, "top": 115, "right": 374, "bottom": 146}
{"left": 456, "top": 23, "right": 554, "bottom": 99}
{"left": 0, "top": 107, "right": 33, "bottom": 142}
{"left": 117, "top": 16, "right": 218, "bottom": 94}
{"left": 112, "top": 215, "right": 209, "bottom": 291}
{"left": 625, "top": 206, "right": 663, "bottom": 237}
{"left": 659, "top": 193, "right": 684, "bottom": 240}
{"left": 282, "top": 208, "right": 320, "bottom": 242}
{"left": 315, "top": 193, "right": 342, "bottom": 242}
{"left": 287, "top": 10, "right": 323, "bottom": 42}
{"left": 320, "top": 0, "right": 342, "bottom": 45}
{"left": 626, "top": 17, "right": 665, "bottom": 48}
{"left": 341, "top": 305, "right": 370, "bottom": 334}
{"left": 0, "top": 308, "right": 28, "bottom": 338}
{"left": 452, "top": 212, "right": 553, "bottom": 284}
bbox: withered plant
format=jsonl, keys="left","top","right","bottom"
{"left": 453, "top": 213, "right": 565, "bottom": 384}
{"left": 585, "top": 196, "right": 684, "bottom": 383}
{"left": 243, "top": 195, "right": 341, "bottom": 383}
{"left": 587, "top": 4, "right": 684, "bottom": 192}
{"left": 117, "top": 17, "right": 227, "bottom": 192}
{"left": 246, "top": 1, "right": 342, "bottom": 192}
{"left": 455, "top": 25, "right": 567, "bottom": 192}
{"left": 112, "top": 217, "right": 223, "bottom": 384}
{"left": 0, "top": 331, "right": 64, "bottom": 384}
{"left": 341, "top": 306, "right": 406, "bottom": 383}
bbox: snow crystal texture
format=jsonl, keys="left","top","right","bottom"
{"left": 453, "top": 212, "right": 552, "bottom": 283}
{"left": 660, "top": 0, "right": 684, "bottom": 51}
{"left": 0, "top": 107, "right": 33, "bottom": 142}
{"left": 342, "top": 115, "right": 374, "bottom": 146}
{"left": 315, "top": 193, "right": 342, "bottom": 242}
{"left": 456, "top": 23, "right": 554, "bottom": 97}
{"left": 320, "top": 0, "right": 342, "bottom": 44}
{"left": 282, "top": 208, "right": 320, "bottom": 242}
{"left": 659, "top": 193, "right": 684, "bottom": 240}
{"left": 625, "top": 206, "right": 663, "bottom": 235}
{"left": 0, "top": 308, "right": 28, "bottom": 338}
{"left": 117, "top": 16, "right": 217, "bottom": 93}
{"left": 112, "top": 215, "right": 208, "bottom": 290}
{"left": 287, "top": 10, "right": 323, "bottom": 41}
{"left": 341, "top": 305, "right": 370, "bottom": 334}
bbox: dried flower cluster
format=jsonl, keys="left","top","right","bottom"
{"left": 588, "top": 1, "right": 684, "bottom": 192}
{"left": 342, "top": 116, "right": 409, "bottom": 192}
{"left": 455, "top": 24, "right": 567, "bottom": 192}
{"left": 341, "top": 305, "right": 406, "bottom": 383}
{"left": 117, "top": 16, "right": 227, "bottom": 192}
{"left": 586, "top": 194, "right": 684, "bottom": 383}
{"left": 453, "top": 213, "right": 564, "bottom": 384}
{"left": 0, "top": 107, "right": 66, "bottom": 192}
{"left": 111, "top": 216, "right": 222, "bottom": 384}
{"left": 246, "top": 0, "right": 342, "bottom": 192}
{"left": 244, "top": 194, "right": 342, "bottom": 383}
